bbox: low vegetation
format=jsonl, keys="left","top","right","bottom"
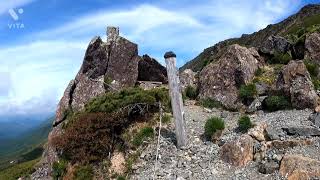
{"left": 0, "top": 158, "right": 39, "bottom": 180}
{"left": 263, "top": 95, "right": 291, "bottom": 112}
{"left": 74, "top": 165, "right": 94, "bottom": 180}
{"left": 162, "top": 113, "right": 172, "bottom": 124}
{"left": 132, "top": 127, "right": 154, "bottom": 147}
{"left": 239, "top": 83, "right": 257, "bottom": 104}
{"left": 267, "top": 52, "right": 292, "bottom": 64}
{"left": 304, "top": 59, "right": 320, "bottom": 90}
{"left": 238, "top": 115, "right": 253, "bottom": 132}
{"left": 204, "top": 117, "right": 225, "bottom": 139}
{"left": 184, "top": 85, "right": 198, "bottom": 99}
{"left": 52, "top": 159, "right": 68, "bottom": 180}
{"left": 199, "top": 98, "right": 223, "bottom": 109}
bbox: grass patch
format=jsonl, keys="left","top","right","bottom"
{"left": 74, "top": 165, "right": 93, "bottom": 180}
{"left": 285, "top": 14, "right": 320, "bottom": 35}
{"left": 263, "top": 96, "right": 291, "bottom": 112}
{"left": 268, "top": 52, "right": 292, "bottom": 65}
{"left": 238, "top": 115, "right": 253, "bottom": 133}
{"left": 184, "top": 85, "right": 197, "bottom": 100}
{"left": 162, "top": 113, "right": 172, "bottom": 124}
{"left": 132, "top": 127, "right": 154, "bottom": 147}
{"left": 0, "top": 158, "right": 39, "bottom": 180}
{"left": 304, "top": 59, "right": 320, "bottom": 90}
{"left": 239, "top": 83, "right": 257, "bottom": 105}
{"left": 204, "top": 117, "right": 225, "bottom": 139}
{"left": 199, "top": 98, "right": 223, "bottom": 109}
{"left": 52, "top": 159, "right": 68, "bottom": 180}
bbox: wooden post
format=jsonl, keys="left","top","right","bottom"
{"left": 164, "top": 51, "right": 187, "bottom": 148}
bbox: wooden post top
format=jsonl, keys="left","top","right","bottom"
{"left": 164, "top": 51, "right": 176, "bottom": 59}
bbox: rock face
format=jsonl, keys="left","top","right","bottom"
{"left": 305, "top": 32, "right": 320, "bottom": 64}
{"left": 220, "top": 135, "right": 254, "bottom": 166}
{"left": 199, "top": 44, "right": 260, "bottom": 110}
{"left": 276, "top": 60, "right": 319, "bottom": 109}
{"left": 280, "top": 154, "right": 320, "bottom": 179}
{"left": 260, "top": 35, "right": 292, "bottom": 55}
{"left": 179, "top": 69, "right": 197, "bottom": 91}
{"left": 138, "top": 54, "right": 168, "bottom": 83}
{"left": 34, "top": 27, "right": 166, "bottom": 178}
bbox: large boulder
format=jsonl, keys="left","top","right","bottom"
{"left": 260, "top": 35, "right": 292, "bottom": 55}
{"left": 199, "top": 44, "right": 260, "bottom": 110}
{"left": 305, "top": 32, "right": 320, "bottom": 64}
{"left": 138, "top": 54, "right": 168, "bottom": 84}
{"left": 276, "top": 60, "right": 319, "bottom": 109}
{"left": 179, "top": 69, "right": 197, "bottom": 91}
{"left": 220, "top": 135, "right": 254, "bottom": 166}
{"left": 280, "top": 154, "right": 320, "bottom": 179}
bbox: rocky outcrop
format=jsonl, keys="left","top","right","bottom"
{"left": 138, "top": 55, "right": 168, "bottom": 83}
{"left": 179, "top": 69, "right": 197, "bottom": 91}
{"left": 305, "top": 32, "right": 320, "bottom": 64}
{"left": 280, "top": 154, "right": 320, "bottom": 179}
{"left": 276, "top": 60, "right": 319, "bottom": 109}
{"left": 199, "top": 44, "right": 260, "bottom": 110}
{"left": 34, "top": 27, "right": 166, "bottom": 179}
{"left": 260, "top": 35, "right": 292, "bottom": 55}
{"left": 220, "top": 135, "right": 254, "bottom": 166}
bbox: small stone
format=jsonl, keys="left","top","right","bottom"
{"left": 258, "top": 161, "right": 279, "bottom": 174}
{"left": 248, "top": 122, "right": 267, "bottom": 141}
{"left": 204, "top": 108, "right": 212, "bottom": 113}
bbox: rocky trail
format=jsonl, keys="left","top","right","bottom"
{"left": 131, "top": 102, "right": 320, "bottom": 180}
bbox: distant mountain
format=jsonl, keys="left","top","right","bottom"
{"left": 181, "top": 4, "right": 320, "bottom": 72}
{"left": 0, "top": 117, "right": 53, "bottom": 167}
{"left": 0, "top": 114, "right": 53, "bottom": 139}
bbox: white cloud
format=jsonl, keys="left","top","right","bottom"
{"left": 0, "top": 0, "right": 304, "bottom": 115}
{"left": 0, "top": 40, "right": 87, "bottom": 115}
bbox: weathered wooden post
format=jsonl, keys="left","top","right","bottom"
{"left": 164, "top": 51, "right": 187, "bottom": 148}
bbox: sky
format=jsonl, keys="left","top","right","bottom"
{"left": 0, "top": 0, "right": 319, "bottom": 117}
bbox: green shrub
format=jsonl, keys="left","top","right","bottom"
{"left": 104, "top": 76, "right": 113, "bottom": 85}
{"left": 200, "top": 98, "right": 223, "bottom": 109}
{"left": 74, "top": 165, "right": 93, "bottom": 180}
{"left": 52, "top": 159, "right": 68, "bottom": 180}
{"left": 239, "top": 83, "right": 257, "bottom": 104}
{"left": 238, "top": 115, "right": 253, "bottom": 132}
{"left": 204, "top": 117, "right": 225, "bottom": 139}
{"left": 304, "top": 59, "right": 319, "bottom": 77}
{"left": 117, "top": 176, "right": 126, "bottom": 180}
{"left": 85, "top": 87, "right": 169, "bottom": 114}
{"left": 162, "top": 114, "right": 172, "bottom": 124}
{"left": 132, "top": 127, "right": 154, "bottom": 147}
{"left": 254, "top": 67, "right": 264, "bottom": 76}
{"left": 263, "top": 96, "right": 291, "bottom": 112}
{"left": 185, "top": 86, "right": 197, "bottom": 99}
{"left": 268, "top": 52, "right": 292, "bottom": 64}
{"left": 312, "top": 78, "right": 320, "bottom": 90}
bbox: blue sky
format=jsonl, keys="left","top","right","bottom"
{"left": 0, "top": 0, "right": 319, "bottom": 116}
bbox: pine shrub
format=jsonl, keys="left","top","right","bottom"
{"left": 204, "top": 117, "right": 225, "bottom": 139}
{"left": 263, "top": 96, "right": 291, "bottom": 112}
{"left": 238, "top": 115, "right": 253, "bottom": 132}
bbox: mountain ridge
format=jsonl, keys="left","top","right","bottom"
{"left": 181, "top": 4, "right": 320, "bottom": 72}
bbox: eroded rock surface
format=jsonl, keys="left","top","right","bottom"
{"left": 276, "top": 60, "right": 319, "bottom": 109}
{"left": 199, "top": 44, "right": 260, "bottom": 110}
{"left": 220, "top": 135, "right": 254, "bottom": 166}
{"left": 305, "top": 32, "right": 320, "bottom": 64}
{"left": 138, "top": 54, "right": 168, "bottom": 83}
{"left": 179, "top": 69, "right": 197, "bottom": 91}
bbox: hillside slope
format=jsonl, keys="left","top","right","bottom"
{"left": 181, "top": 4, "right": 320, "bottom": 72}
